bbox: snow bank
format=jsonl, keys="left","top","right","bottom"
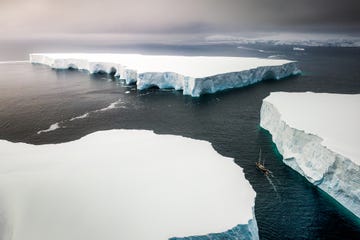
{"left": 0, "top": 130, "right": 258, "bottom": 240}
{"left": 260, "top": 92, "right": 360, "bottom": 218}
{"left": 30, "top": 53, "right": 300, "bottom": 97}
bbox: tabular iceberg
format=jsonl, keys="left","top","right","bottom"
{"left": 260, "top": 92, "right": 360, "bottom": 219}
{"left": 0, "top": 130, "right": 258, "bottom": 240}
{"left": 30, "top": 53, "right": 300, "bottom": 97}
{"left": 205, "top": 33, "right": 360, "bottom": 47}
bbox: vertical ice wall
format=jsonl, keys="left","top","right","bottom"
{"left": 260, "top": 92, "right": 360, "bottom": 219}
{"left": 30, "top": 53, "right": 300, "bottom": 97}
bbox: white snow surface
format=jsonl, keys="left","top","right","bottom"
{"left": 260, "top": 92, "right": 360, "bottom": 218}
{"left": 264, "top": 92, "right": 360, "bottom": 164}
{"left": 0, "top": 129, "right": 257, "bottom": 240}
{"left": 30, "top": 53, "right": 291, "bottom": 78}
{"left": 30, "top": 53, "right": 299, "bottom": 97}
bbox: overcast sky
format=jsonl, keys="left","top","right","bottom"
{"left": 1, "top": 0, "right": 359, "bottom": 43}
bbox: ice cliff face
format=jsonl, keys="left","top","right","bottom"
{"left": 187, "top": 63, "right": 299, "bottom": 97}
{"left": 30, "top": 54, "right": 138, "bottom": 84}
{"left": 260, "top": 92, "right": 360, "bottom": 219}
{"left": 171, "top": 209, "right": 258, "bottom": 240}
{"left": 30, "top": 53, "right": 300, "bottom": 97}
{"left": 137, "top": 63, "right": 299, "bottom": 97}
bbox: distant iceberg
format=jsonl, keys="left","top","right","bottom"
{"left": 30, "top": 53, "right": 300, "bottom": 97}
{"left": 205, "top": 33, "right": 360, "bottom": 47}
{"left": 260, "top": 92, "right": 360, "bottom": 219}
{"left": 0, "top": 130, "right": 258, "bottom": 240}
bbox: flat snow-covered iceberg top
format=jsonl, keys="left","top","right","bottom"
{"left": 30, "top": 53, "right": 300, "bottom": 97}
{"left": 260, "top": 92, "right": 360, "bottom": 218}
{"left": 263, "top": 92, "right": 360, "bottom": 163}
{"left": 0, "top": 130, "right": 258, "bottom": 240}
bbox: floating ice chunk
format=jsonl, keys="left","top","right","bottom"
{"left": 0, "top": 130, "right": 258, "bottom": 240}
{"left": 37, "top": 122, "right": 61, "bottom": 134}
{"left": 293, "top": 47, "right": 305, "bottom": 51}
{"left": 96, "top": 99, "right": 122, "bottom": 111}
{"left": 69, "top": 113, "right": 90, "bottom": 121}
{"left": 260, "top": 92, "right": 360, "bottom": 218}
{"left": 30, "top": 53, "right": 300, "bottom": 97}
{"left": 237, "top": 46, "right": 268, "bottom": 53}
{"left": 38, "top": 99, "right": 126, "bottom": 134}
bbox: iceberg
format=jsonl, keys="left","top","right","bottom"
{"left": 205, "top": 33, "right": 360, "bottom": 47}
{"left": 260, "top": 92, "right": 360, "bottom": 219}
{"left": 30, "top": 53, "right": 300, "bottom": 97}
{"left": 0, "top": 130, "right": 258, "bottom": 240}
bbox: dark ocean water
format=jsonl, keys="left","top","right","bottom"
{"left": 0, "top": 44, "right": 360, "bottom": 239}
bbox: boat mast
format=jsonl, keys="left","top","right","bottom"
{"left": 258, "top": 148, "right": 262, "bottom": 163}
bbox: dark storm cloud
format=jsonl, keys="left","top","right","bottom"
{"left": 249, "top": 0, "right": 360, "bottom": 31}
{"left": 0, "top": 0, "right": 359, "bottom": 41}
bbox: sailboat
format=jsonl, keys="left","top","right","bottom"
{"left": 256, "top": 148, "right": 271, "bottom": 175}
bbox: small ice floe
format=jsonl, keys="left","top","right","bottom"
{"left": 97, "top": 99, "right": 124, "bottom": 112}
{"left": 69, "top": 113, "right": 90, "bottom": 121}
{"left": 293, "top": 47, "right": 305, "bottom": 51}
{"left": 38, "top": 99, "right": 126, "bottom": 134}
{"left": 237, "top": 46, "right": 267, "bottom": 53}
{"left": 37, "top": 122, "right": 61, "bottom": 134}
{"left": 267, "top": 55, "right": 284, "bottom": 59}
